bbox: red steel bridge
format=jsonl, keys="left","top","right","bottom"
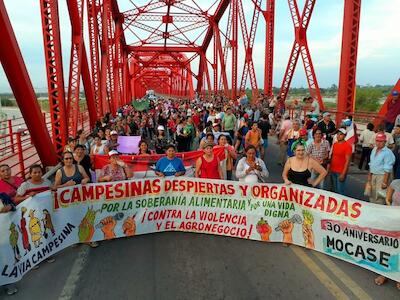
{"left": 0, "top": 0, "right": 399, "bottom": 170}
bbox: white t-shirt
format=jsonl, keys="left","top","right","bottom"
{"left": 311, "top": 100, "right": 320, "bottom": 115}
{"left": 17, "top": 179, "right": 52, "bottom": 196}
{"left": 359, "top": 129, "right": 375, "bottom": 148}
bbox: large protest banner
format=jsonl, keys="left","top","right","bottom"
{"left": 1, "top": 178, "right": 399, "bottom": 285}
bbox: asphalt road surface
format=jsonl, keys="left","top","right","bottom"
{"left": 3, "top": 137, "right": 399, "bottom": 300}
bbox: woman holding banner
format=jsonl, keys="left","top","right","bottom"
{"left": 98, "top": 150, "right": 133, "bottom": 182}
{"left": 236, "top": 145, "right": 269, "bottom": 183}
{"left": 155, "top": 145, "right": 186, "bottom": 177}
{"left": 218, "top": 135, "right": 237, "bottom": 180}
{"left": 195, "top": 142, "right": 223, "bottom": 180}
{"left": 54, "top": 152, "right": 90, "bottom": 188}
{"left": 282, "top": 140, "right": 327, "bottom": 187}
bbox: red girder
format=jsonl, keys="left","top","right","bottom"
{"left": 3, "top": 0, "right": 385, "bottom": 168}
{"left": 127, "top": 13, "right": 207, "bottom": 23}
{"left": 263, "top": 0, "right": 275, "bottom": 97}
{"left": 219, "top": 2, "right": 232, "bottom": 92}
{"left": 0, "top": 0, "right": 58, "bottom": 166}
{"left": 238, "top": 0, "right": 261, "bottom": 97}
{"left": 66, "top": 0, "right": 84, "bottom": 137}
{"left": 337, "top": 0, "right": 361, "bottom": 124}
{"left": 88, "top": 0, "right": 103, "bottom": 118}
{"left": 279, "top": 0, "right": 324, "bottom": 110}
{"left": 39, "top": 0, "right": 67, "bottom": 155}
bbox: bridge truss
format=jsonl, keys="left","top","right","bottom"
{"left": 0, "top": 0, "right": 396, "bottom": 166}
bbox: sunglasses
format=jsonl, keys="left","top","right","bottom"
{"left": 64, "top": 157, "right": 73, "bottom": 160}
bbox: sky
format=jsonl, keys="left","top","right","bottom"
{"left": 0, "top": 0, "right": 399, "bottom": 93}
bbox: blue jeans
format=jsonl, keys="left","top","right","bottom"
{"left": 311, "top": 171, "right": 324, "bottom": 189}
{"left": 330, "top": 172, "right": 346, "bottom": 195}
{"left": 263, "top": 138, "right": 269, "bottom": 149}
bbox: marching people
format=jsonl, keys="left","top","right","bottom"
{"left": 195, "top": 142, "right": 223, "bottom": 179}
{"left": 384, "top": 90, "right": 400, "bottom": 133}
{"left": 306, "top": 129, "right": 330, "bottom": 189}
{"left": 217, "top": 134, "right": 237, "bottom": 180}
{"left": 277, "top": 114, "right": 292, "bottom": 165}
{"left": 137, "top": 140, "right": 152, "bottom": 156}
{"left": 358, "top": 123, "right": 375, "bottom": 170}
{"left": 14, "top": 165, "right": 52, "bottom": 204}
{"left": 107, "top": 130, "right": 119, "bottom": 151}
{"left": 153, "top": 125, "right": 170, "bottom": 154}
{"left": 317, "top": 112, "right": 336, "bottom": 146}
{"left": 155, "top": 145, "right": 186, "bottom": 177}
{"left": 73, "top": 144, "right": 92, "bottom": 181}
{"left": 98, "top": 150, "right": 133, "bottom": 182}
{"left": 0, "top": 164, "right": 24, "bottom": 203}
{"left": 282, "top": 140, "right": 327, "bottom": 187}
{"left": 54, "top": 151, "right": 90, "bottom": 188}
{"left": 366, "top": 132, "right": 396, "bottom": 204}
{"left": 245, "top": 121, "right": 262, "bottom": 156}
{"left": 329, "top": 128, "right": 352, "bottom": 195}
{"left": 236, "top": 145, "right": 269, "bottom": 183}
{"left": 91, "top": 135, "right": 109, "bottom": 156}
{"left": 286, "top": 119, "right": 301, "bottom": 157}
{"left": 221, "top": 107, "right": 237, "bottom": 140}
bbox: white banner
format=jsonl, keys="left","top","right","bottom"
{"left": 1, "top": 177, "right": 399, "bottom": 285}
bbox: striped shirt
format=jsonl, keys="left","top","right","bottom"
{"left": 307, "top": 140, "right": 330, "bottom": 163}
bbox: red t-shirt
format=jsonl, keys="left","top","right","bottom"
{"left": 192, "top": 114, "right": 200, "bottom": 126}
{"left": 0, "top": 176, "right": 24, "bottom": 198}
{"left": 330, "top": 141, "right": 352, "bottom": 173}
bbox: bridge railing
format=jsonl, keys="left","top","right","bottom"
{"left": 0, "top": 111, "right": 90, "bottom": 178}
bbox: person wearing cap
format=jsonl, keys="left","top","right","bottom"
{"left": 317, "top": 112, "right": 336, "bottom": 146}
{"left": 367, "top": 132, "right": 395, "bottom": 204}
{"left": 98, "top": 150, "right": 133, "bottom": 182}
{"left": 154, "top": 125, "right": 171, "bottom": 154}
{"left": 195, "top": 142, "right": 223, "bottom": 179}
{"left": 328, "top": 128, "right": 352, "bottom": 195}
{"left": 384, "top": 90, "right": 400, "bottom": 133}
{"left": 155, "top": 145, "right": 186, "bottom": 177}
{"left": 107, "top": 130, "right": 119, "bottom": 151}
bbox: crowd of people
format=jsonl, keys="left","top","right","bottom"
{"left": 1, "top": 90, "right": 400, "bottom": 294}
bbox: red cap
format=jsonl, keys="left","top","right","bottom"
{"left": 375, "top": 133, "right": 387, "bottom": 142}
{"left": 299, "top": 128, "right": 307, "bottom": 136}
{"left": 243, "top": 113, "right": 249, "bottom": 119}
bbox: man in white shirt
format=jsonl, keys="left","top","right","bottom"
{"left": 308, "top": 97, "right": 320, "bottom": 115}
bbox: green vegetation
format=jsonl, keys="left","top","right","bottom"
{"left": 0, "top": 85, "right": 394, "bottom": 113}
